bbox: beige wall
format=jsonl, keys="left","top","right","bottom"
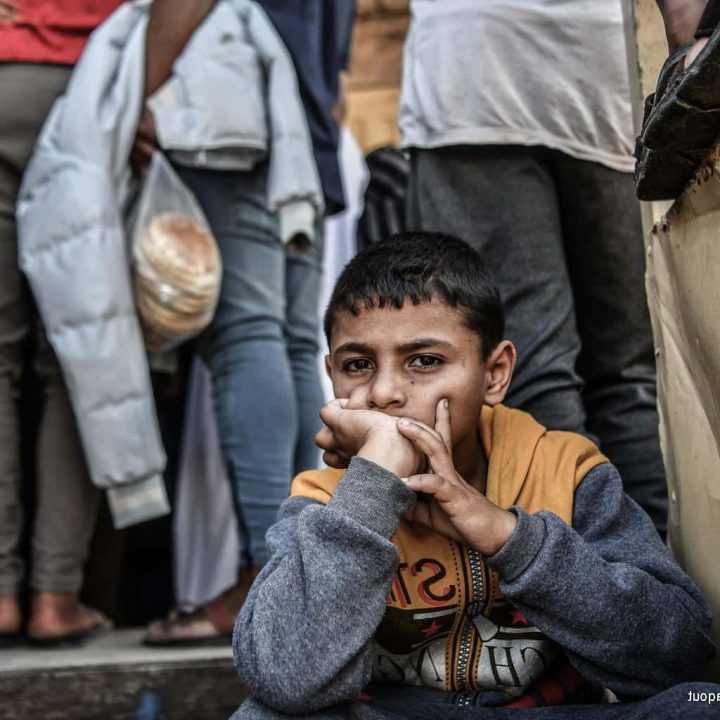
{"left": 634, "top": 0, "right": 668, "bottom": 97}
{"left": 633, "top": 0, "right": 720, "bottom": 682}
{"left": 345, "top": 0, "right": 409, "bottom": 152}
{"left": 644, "top": 168, "right": 720, "bottom": 683}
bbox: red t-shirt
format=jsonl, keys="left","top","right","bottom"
{"left": 0, "top": 0, "right": 124, "bottom": 66}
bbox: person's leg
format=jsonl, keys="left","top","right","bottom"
{"left": 191, "top": 167, "right": 297, "bottom": 573}
{"left": 284, "top": 224, "right": 325, "bottom": 475}
{"left": 0, "top": 161, "right": 27, "bottom": 638}
{"left": 145, "top": 164, "right": 298, "bottom": 644}
{"left": 554, "top": 153, "right": 668, "bottom": 538}
{"left": 27, "top": 327, "right": 106, "bottom": 641}
{"left": 407, "top": 145, "right": 586, "bottom": 435}
{"left": 0, "top": 63, "right": 74, "bottom": 637}
{"left": 232, "top": 696, "right": 389, "bottom": 719}
{"left": 185, "top": 165, "right": 297, "bottom": 567}
{"left": 368, "top": 683, "right": 720, "bottom": 719}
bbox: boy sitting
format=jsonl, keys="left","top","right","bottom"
{"left": 232, "top": 233, "right": 717, "bottom": 719}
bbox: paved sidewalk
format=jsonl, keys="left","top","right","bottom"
{"left": 0, "top": 629, "right": 245, "bottom": 720}
{"left": 1, "top": 628, "right": 233, "bottom": 673}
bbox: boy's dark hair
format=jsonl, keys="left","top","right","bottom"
{"left": 324, "top": 232, "right": 504, "bottom": 358}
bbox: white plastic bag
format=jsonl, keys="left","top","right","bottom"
{"left": 132, "top": 153, "right": 222, "bottom": 353}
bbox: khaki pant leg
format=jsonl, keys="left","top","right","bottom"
{"left": 0, "top": 63, "right": 100, "bottom": 594}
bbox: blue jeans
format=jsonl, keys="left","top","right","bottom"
{"left": 178, "top": 164, "right": 324, "bottom": 568}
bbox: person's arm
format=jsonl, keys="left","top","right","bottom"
{"left": 143, "top": 0, "right": 216, "bottom": 99}
{"left": 335, "top": 0, "right": 356, "bottom": 72}
{"left": 655, "top": 0, "right": 708, "bottom": 51}
{"left": 0, "top": 0, "right": 19, "bottom": 23}
{"left": 487, "top": 463, "right": 716, "bottom": 697}
{"left": 331, "top": 2, "right": 355, "bottom": 125}
{"left": 131, "top": 0, "right": 216, "bottom": 170}
{"left": 233, "top": 457, "right": 416, "bottom": 714}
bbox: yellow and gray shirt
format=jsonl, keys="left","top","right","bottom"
{"left": 233, "top": 405, "right": 714, "bottom": 715}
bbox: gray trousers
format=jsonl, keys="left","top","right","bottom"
{"left": 407, "top": 145, "right": 667, "bottom": 538}
{"left": 0, "top": 64, "right": 100, "bottom": 595}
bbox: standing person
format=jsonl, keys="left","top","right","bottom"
{"left": 0, "top": 0, "right": 121, "bottom": 645}
{"left": 142, "top": 0, "right": 355, "bottom": 645}
{"left": 249, "top": 0, "right": 355, "bottom": 473}
{"left": 400, "top": 0, "right": 669, "bottom": 538}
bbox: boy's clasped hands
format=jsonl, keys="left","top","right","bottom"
{"left": 316, "top": 398, "right": 517, "bottom": 556}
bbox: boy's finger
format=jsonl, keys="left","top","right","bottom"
{"left": 403, "top": 473, "right": 453, "bottom": 502}
{"left": 397, "top": 419, "right": 455, "bottom": 477}
{"left": 315, "top": 424, "right": 337, "bottom": 451}
{"left": 319, "top": 400, "right": 343, "bottom": 426}
{"left": 401, "top": 417, "right": 445, "bottom": 445}
{"left": 404, "top": 499, "right": 430, "bottom": 528}
{"left": 434, "top": 398, "right": 452, "bottom": 449}
{"left": 323, "top": 451, "right": 349, "bottom": 469}
{"left": 396, "top": 417, "right": 446, "bottom": 453}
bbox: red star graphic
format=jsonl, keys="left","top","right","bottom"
{"left": 421, "top": 620, "right": 443, "bottom": 638}
{"left": 510, "top": 610, "right": 528, "bottom": 626}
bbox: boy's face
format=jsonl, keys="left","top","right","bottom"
{"left": 326, "top": 299, "right": 508, "bottom": 458}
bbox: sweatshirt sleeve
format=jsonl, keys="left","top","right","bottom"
{"left": 233, "top": 457, "right": 416, "bottom": 714}
{"left": 486, "top": 462, "right": 716, "bottom": 698}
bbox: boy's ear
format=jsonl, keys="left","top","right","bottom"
{"left": 483, "top": 340, "right": 516, "bottom": 406}
{"left": 324, "top": 354, "right": 333, "bottom": 380}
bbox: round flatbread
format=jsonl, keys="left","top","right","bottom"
{"left": 133, "top": 211, "right": 222, "bottom": 351}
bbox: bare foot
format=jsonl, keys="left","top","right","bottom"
{"left": 0, "top": 594, "right": 21, "bottom": 635}
{"left": 27, "top": 591, "right": 110, "bottom": 640}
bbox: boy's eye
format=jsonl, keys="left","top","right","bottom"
{"left": 409, "top": 355, "right": 442, "bottom": 369}
{"left": 344, "top": 358, "right": 373, "bottom": 372}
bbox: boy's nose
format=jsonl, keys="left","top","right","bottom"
{"left": 367, "top": 372, "right": 406, "bottom": 411}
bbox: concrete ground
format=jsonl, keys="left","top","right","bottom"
{"left": 0, "top": 629, "right": 247, "bottom": 720}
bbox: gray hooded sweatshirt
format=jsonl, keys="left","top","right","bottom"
{"left": 232, "top": 455, "right": 714, "bottom": 716}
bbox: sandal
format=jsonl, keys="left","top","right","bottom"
{"left": 143, "top": 598, "right": 235, "bottom": 647}
{"left": 28, "top": 610, "right": 113, "bottom": 649}
{"left": 0, "top": 631, "right": 21, "bottom": 648}
{"left": 144, "top": 568, "right": 260, "bottom": 647}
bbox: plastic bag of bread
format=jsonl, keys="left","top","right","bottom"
{"left": 131, "top": 153, "right": 222, "bottom": 353}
